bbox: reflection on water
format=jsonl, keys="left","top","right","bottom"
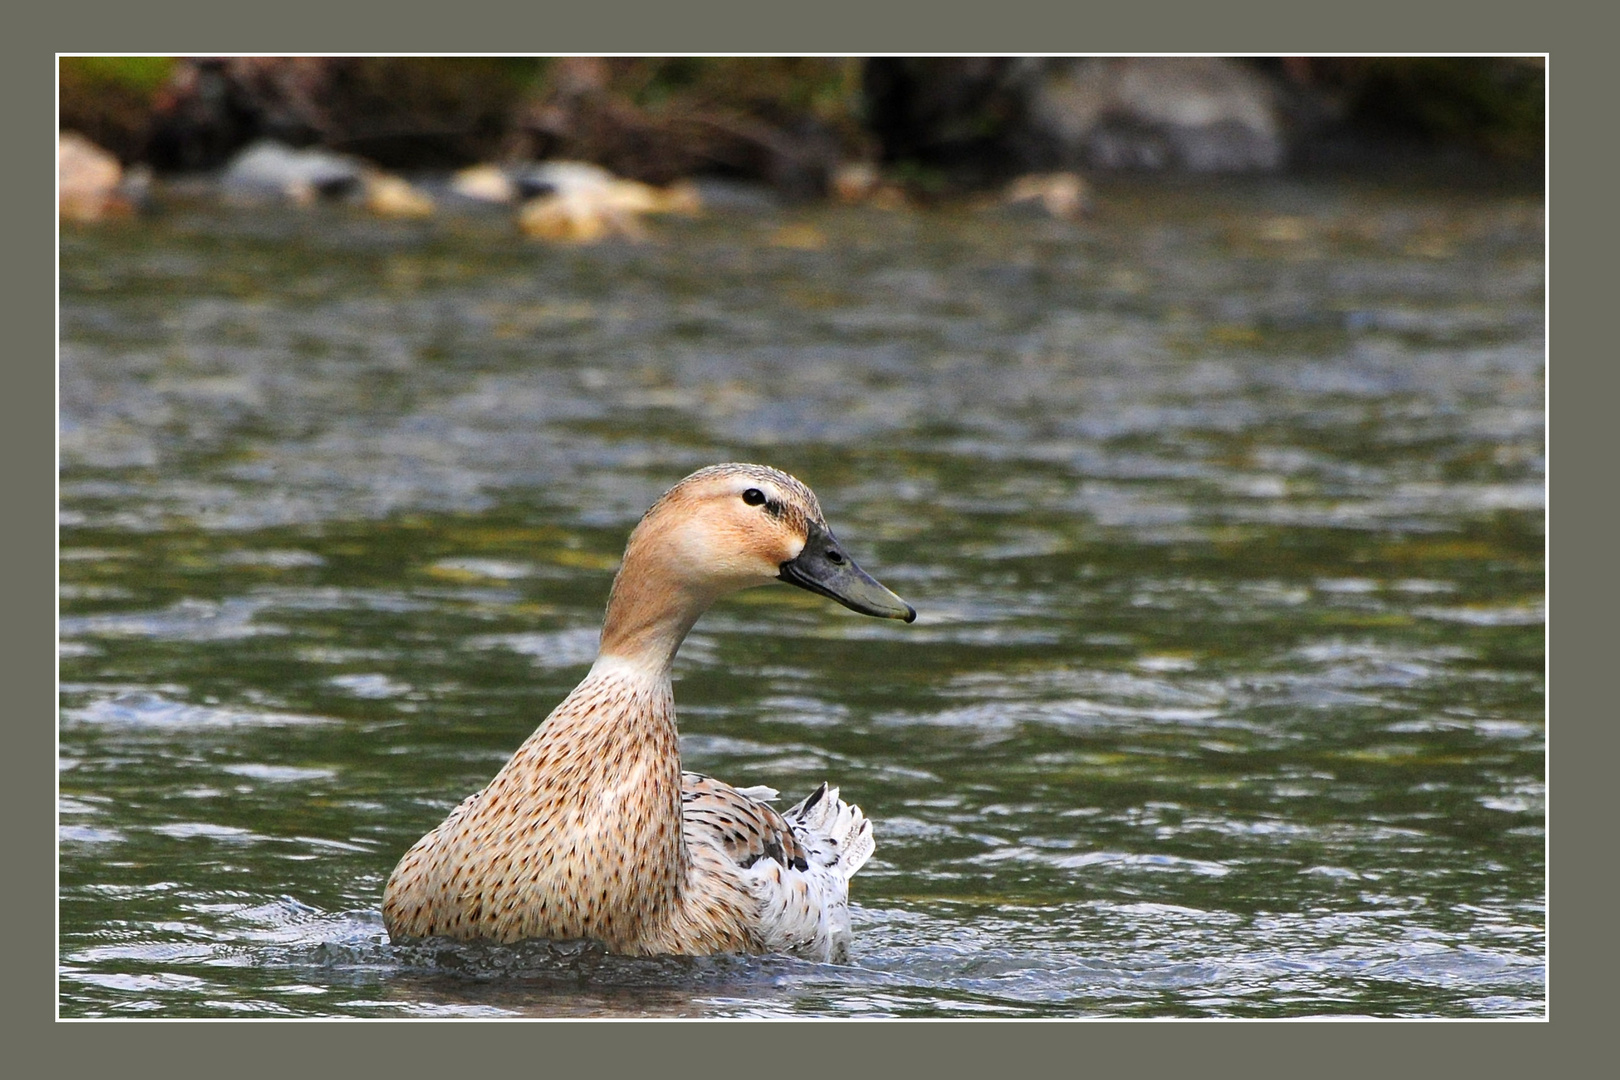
{"left": 59, "top": 177, "right": 1544, "bottom": 1017}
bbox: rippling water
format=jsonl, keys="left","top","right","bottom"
{"left": 59, "top": 176, "right": 1544, "bottom": 1017}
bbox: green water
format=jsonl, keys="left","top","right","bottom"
{"left": 59, "top": 177, "right": 1544, "bottom": 1017}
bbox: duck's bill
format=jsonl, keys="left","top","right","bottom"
{"left": 778, "top": 522, "right": 916, "bottom": 622}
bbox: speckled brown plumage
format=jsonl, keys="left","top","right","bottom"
{"left": 381, "top": 463, "right": 898, "bottom": 961}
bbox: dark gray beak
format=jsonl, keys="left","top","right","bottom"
{"left": 778, "top": 521, "right": 916, "bottom": 622}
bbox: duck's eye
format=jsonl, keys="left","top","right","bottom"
{"left": 742, "top": 488, "right": 767, "bottom": 506}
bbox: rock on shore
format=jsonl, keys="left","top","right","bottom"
{"left": 59, "top": 132, "right": 132, "bottom": 222}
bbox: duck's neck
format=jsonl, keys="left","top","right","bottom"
{"left": 596, "top": 548, "right": 719, "bottom": 676}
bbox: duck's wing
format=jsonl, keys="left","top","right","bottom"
{"left": 680, "top": 771, "right": 876, "bottom": 961}
{"left": 680, "top": 771, "right": 810, "bottom": 872}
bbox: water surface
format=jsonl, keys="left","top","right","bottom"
{"left": 59, "top": 176, "right": 1544, "bottom": 1017}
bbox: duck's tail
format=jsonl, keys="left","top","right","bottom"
{"left": 783, "top": 782, "right": 875, "bottom": 881}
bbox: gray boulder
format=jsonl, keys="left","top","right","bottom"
{"left": 1029, "top": 57, "right": 1285, "bottom": 172}
{"left": 220, "top": 140, "right": 365, "bottom": 203}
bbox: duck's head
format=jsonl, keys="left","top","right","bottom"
{"left": 634, "top": 463, "right": 914, "bottom": 620}
{"left": 600, "top": 463, "right": 914, "bottom": 666}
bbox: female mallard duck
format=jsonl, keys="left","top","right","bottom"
{"left": 382, "top": 463, "right": 914, "bottom": 961}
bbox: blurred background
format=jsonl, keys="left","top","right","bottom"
{"left": 59, "top": 57, "right": 1543, "bottom": 196}
{"left": 58, "top": 56, "right": 1544, "bottom": 1018}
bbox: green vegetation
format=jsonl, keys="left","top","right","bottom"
{"left": 61, "top": 56, "right": 177, "bottom": 94}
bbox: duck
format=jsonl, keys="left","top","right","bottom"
{"left": 381, "top": 463, "right": 915, "bottom": 961}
